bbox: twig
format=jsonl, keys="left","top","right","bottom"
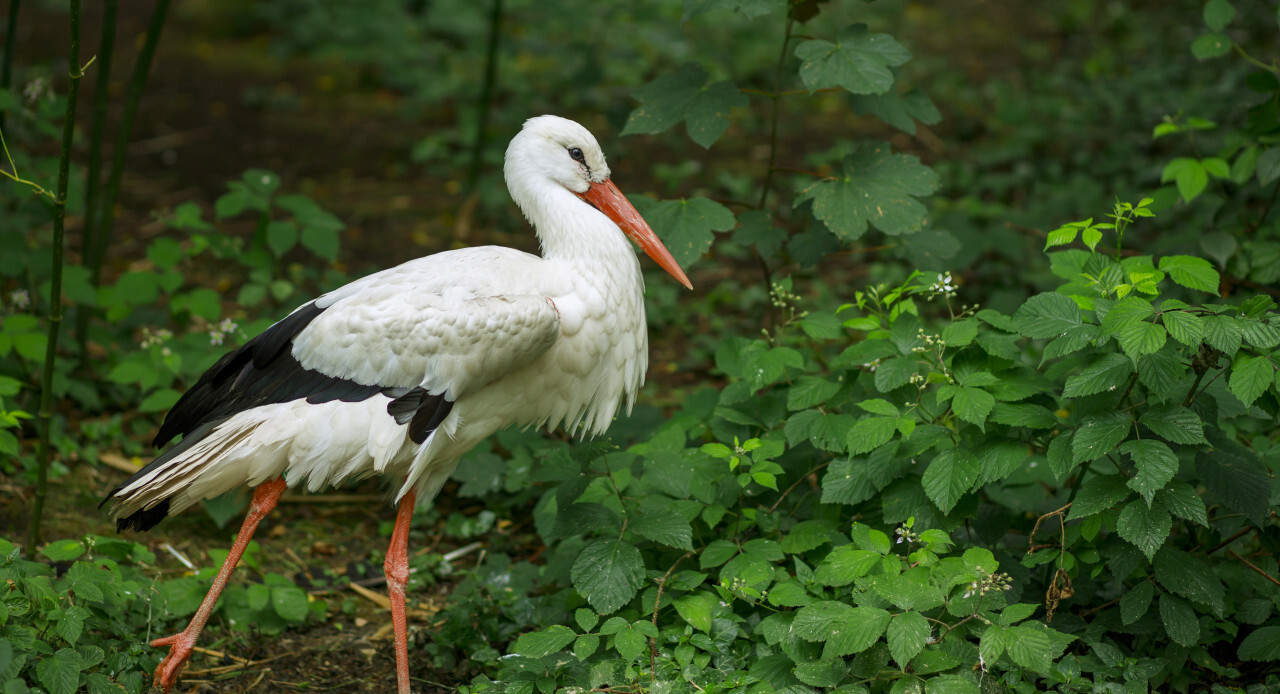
{"left": 30, "top": 0, "right": 87, "bottom": 554}
{"left": 1228, "top": 550, "right": 1280, "bottom": 587}
{"left": 649, "top": 552, "right": 692, "bottom": 683}
{"left": 77, "top": 0, "right": 118, "bottom": 367}
{"left": 768, "top": 462, "right": 829, "bottom": 513}
{"left": 1205, "top": 526, "right": 1254, "bottom": 554}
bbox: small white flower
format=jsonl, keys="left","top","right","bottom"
{"left": 9, "top": 289, "right": 30, "bottom": 309}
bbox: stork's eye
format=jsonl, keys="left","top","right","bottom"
{"left": 568, "top": 147, "right": 585, "bottom": 163}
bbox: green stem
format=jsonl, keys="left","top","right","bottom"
{"left": 76, "top": 0, "right": 117, "bottom": 365}
{"left": 463, "top": 0, "right": 503, "bottom": 198}
{"left": 0, "top": 0, "right": 18, "bottom": 133}
{"left": 31, "top": 0, "right": 86, "bottom": 555}
{"left": 87, "top": 0, "right": 170, "bottom": 287}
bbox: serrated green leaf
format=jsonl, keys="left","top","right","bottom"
{"left": 793, "top": 602, "right": 891, "bottom": 657}
{"left": 988, "top": 402, "right": 1057, "bottom": 429}
{"left": 1159, "top": 255, "right": 1220, "bottom": 293}
{"left": 1140, "top": 405, "right": 1207, "bottom": 444}
{"left": 977, "top": 440, "right": 1031, "bottom": 485}
{"left": 951, "top": 387, "right": 994, "bottom": 428}
{"left": 1241, "top": 318, "right": 1280, "bottom": 350}
{"left": 1121, "top": 439, "right": 1178, "bottom": 504}
{"left": 1117, "top": 321, "right": 1167, "bottom": 360}
{"left": 1258, "top": 147, "right": 1280, "bottom": 186}
{"left": 1120, "top": 580, "right": 1154, "bottom": 625}
{"left": 1160, "top": 594, "right": 1200, "bottom": 646}
{"left": 814, "top": 545, "right": 881, "bottom": 586}
{"left": 1161, "top": 310, "right": 1205, "bottom": 346}
{"left": 1005, "top": 623, "right": 1075, "bottom": 675}
{"left": 786, "top": 410, "right": 854, "bottom": 453}
{"left": 1154, "top": 548, "right": 1224, "bottom": 617}
{"left": 1137, "top": 345, "right": 1182, "bottom": 403}
{"left": 1197, "top": 439, "right": 1271, "bottom": 525}
{"left": 1063, "top": 353, "right": 1133, "bottom": 398}
{"left": 39, "top": 539, "right": 85, "bottom": 562}
{"left": 733, "top": 209, "right": 787, "bottom": 258}
{"left": 571, "top": 540, "right": 646, "bottom": 614}
{"left": 1067, "top": 474, "right": 1131, "bottom": 520}
{"left": 848, "top": 416, "right": 899, "bottom": 454}
{"left": 781, "top": 520, "right": 835, "bottom": 554}
{"left": 515, "top": 625, "right": 577, "bottom": 657}
{"left": 794, "top": 24, "right": 911, "bottom": 95}
{"left": 1071, "top": 411, "right": 1131, "bottom": 464}
{"left": 632, "top": 195, "right": 734, "bottom": 269}
{"left": 921, "top": 448, "right": 979, "bottom": 514}
{"left": 874, "top": 357, "right": 919, "bottom": 392}
{"left": 1229, "top": 353, "right": 1275, "bottom": 406}
{"left": 36, "top": 647, "right": 84, "bottom": 694}
{"left": 1239, "top": 626, "right": 1280, "bottom": 661}
{"left": 622, "top": 63, "right": 748, "bottom": 148}
{"left": 887, "top": 612, "right": 930, "bottom": 668}
{"left": 799, "top": 144, "right": 939, "bottom": 241}
{"left": 1158, "top": 480, "right": 1208, "bottom": 526}
{"left": 1117, "top": 498, "right": 1171, "bottom": 560}
{"left": 1203, "top": 314, "right": 1243, "bottom": 356}
{"left": 674, "top": 593, "right": 713, "bottom": 632}
{"left": 1013, "top": 293, "right": 1083, "bottom": 339}
{"left": 941, "top": 318, "right": 978, "bottom": 347}
{"left": 630, "top": 512, "right": 694, "bottom": 550}
{"left": 857, "top": 398, "right": 900, "bottom": 417}
{"left": 614, "top": 622, "right": 648, "bottom": 662}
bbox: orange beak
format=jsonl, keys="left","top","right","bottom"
{"left": 577, "top": 179, "right": 693, "bottom": 290}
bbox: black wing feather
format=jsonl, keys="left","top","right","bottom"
{"left": 153, "top": 303, "right": 387, "bottom": 446}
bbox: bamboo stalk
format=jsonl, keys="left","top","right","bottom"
{"left": 0, "top": 0, "right": 18, "bottom": 133}
{"left": 30, "top": 0, "right": 87, "bottom": 554}
{"left": 462, "top": 0, "right": 503, "bottom": 197}
{"left": 75, "top": 0, "right": 118, "bottom": 363}
{"left": 86, "top": 0, "right": 170, "bottom": 291}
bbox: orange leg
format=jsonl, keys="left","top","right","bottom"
{"left": 385, "top": 488, "right": 416, "bottom": 694}
{"left": 151, "top": 478, "right": 288, "bottom": 693}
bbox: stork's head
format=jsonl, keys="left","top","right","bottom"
{"left": 504, "top": 115, "right": 692, "bottom": 290}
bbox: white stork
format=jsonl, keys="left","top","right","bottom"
{"left": 102, "top": 115, "right": 692, "bottom": 694}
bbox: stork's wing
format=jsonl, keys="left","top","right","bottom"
{"left": 154, "top": 249, "right": 562, "bottom": 446}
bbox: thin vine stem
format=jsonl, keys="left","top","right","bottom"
{"left": 31, "top": 0, "right": 87, "bottom": 554}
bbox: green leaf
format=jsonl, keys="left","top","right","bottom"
{"left": 941, "top": 318, "right": 978, "bottom": 347}
{"left": 574, "top": 633, "right": 600, "bottom": 660}
{"left": 674, "top": 593, "right": 713, "bottom": 632}
{"left": 300, "top": 224, "right": 340, "bottom": 262}
{"left": 1013, "top": 292, "right": 1083, "bottom": 339}
{"left": 1204, "top": 0, "right": 1236, "bottom": 30}
{"left": 1203, "top": 314, "right": 1242, "bottom": 356}
{"left": 1161, "top": 157, "right": 1209, "bottom": 200}
{"left": 1158, "top": 480, "right": 1209, "bottom": 527}
{"left": 1258, "top": 147, "right": 1280, "bottom": 186}
{"left": 571, "top": 540, "right": 646, "bottom": 614}
{"left": 921, "top": 448, "right": 979, "bottom": 514}
{"left": 1154, "top": 548, "right": 1225, "bottom": 617}
{"left": 1140, "top": 405, "right": 1207, "bottom": 445}
{"left": 631, "top": 195, "right": 735, "bottom": 269}
{"left": 1162, "top": 310, "right": 1205, "bottom": 346}
{"left": 613, "top": 622, "right": 648, "bottom": 662}
{"left": 988, "top": 402, "right": 1057, "bottom": 429}
{"left": 515, "top": 625, "right": 577, "bottom": 658}
{"left": 1005, "top": 623, "right": 1075, "bottom": 675}
{"left": 887, "top": 612, "right": 930, "bottom": 668}
{"left": 139, "top": 388, "right": 182, "bottom": 413}
{"left": 1116, "top": 498, "right": 1171, "bottom": 560}
{"left": 1121, "top": 439, "right": 1178, "bottom": 504}
{"left": 1117, "top": 321, "right": 1167, "bottom": 361}
{"left": 848, "top": 416, "right": 899, "bottom": 455}
{"left": 1191, "top": 32, "right": 1232, "bottom": 59}
{"left": 1120, "top": 580, "right": 1154, "bottom": 624}
{"left": 794, "top": 24, "right": 911, "bottom": 95}
{"left": 39, "top": 539, "right": 85, "bottom": 562}
{"left": 951, "top": 387, "right": 994, "bottom": 428}
{"left": 1197, "top": 439, "right": 1271, "bottom": 525}
{"left": 36, "top": 648, "right": 84, "bottom": 694}
{"left": 265, "top": 220, "right": 298, "bottom": 258}
{"left": 1063, "top": 353, "right": 1133, "bottom": 398}
{"left": 1067, "top": 474, "right": 1131, "bottom": 520}
{"left": 788, "top": 375, "right": 843, "bottom": 410}
{"left": 622, "top": 62, "right": 748, "bottom": 148}
{"left": 1071, "top": 411, "right": 1131, "bottom": 464}
{"left": 782, "top": 520, "right": 834, "bottom": 554}
{"left": 1239, "top": 626, "right": 1280, "bottom": 661}
{"left": 798, "top": 144, "right": 939, "bottom": 241}
{"left": 1229, "top": 353, "right": 1275, "bottom": 406}
{"left": 874, "top": 357, "right": 919, "bottom": 392}
{"left": 1158, "top": 255, "right": 1220, "bottom": 293}
{"left": 1137, "top": 345, "right": 1182, "bottom": 403}
{"left": 857, "top": 398, "right": 900, "bottom": 416}
{"left": 793, "top": 602, "right": 891, "bottom": 657}
{"left": 630, "top": 512, "right": 694, "bottom": 550}
{"left": 700, "top": 540, "right": 739, "bottom": 568}
{"left": 1160, "top": 594, "right": 1200, "bottom": 647}
{"left": 814, "top": 545, "right": 880, "bottom": 586}
{"left": 272, "top": 585, "right": 309, "bottom": 622}
{"left": 1242, "top": 318, "right": 1280, "bottom": 350}
{"left": 850, "top": 88, "right": 942, "bottom": 136}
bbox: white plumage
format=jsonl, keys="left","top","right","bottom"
{"left": 104, "top": 115, "right": 691, "bottom": 694}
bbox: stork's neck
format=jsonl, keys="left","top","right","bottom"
{"left": 516, "top": 181, "right": 642, "bottom": 279}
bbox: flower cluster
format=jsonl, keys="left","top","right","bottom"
{"left": 209, "top": 317, "right": 240, "bottom": 346}
{"left": 926, "top": 272, "right": 957, "bottom": 299}
{"left": 894, "top": 524, "right": 919, "bottom": 545}
{"left": 962, "top": 568, "right": 1013, "bottom": 600}
{"left": 8, "top": 289, "right": 29, "bottom": 310}
{"left": 140, "top": 327, "right": 174, "bottom": 357}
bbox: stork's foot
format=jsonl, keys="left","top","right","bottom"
{"left": 150, "top": 629, "right": 198, "bottom": 692}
